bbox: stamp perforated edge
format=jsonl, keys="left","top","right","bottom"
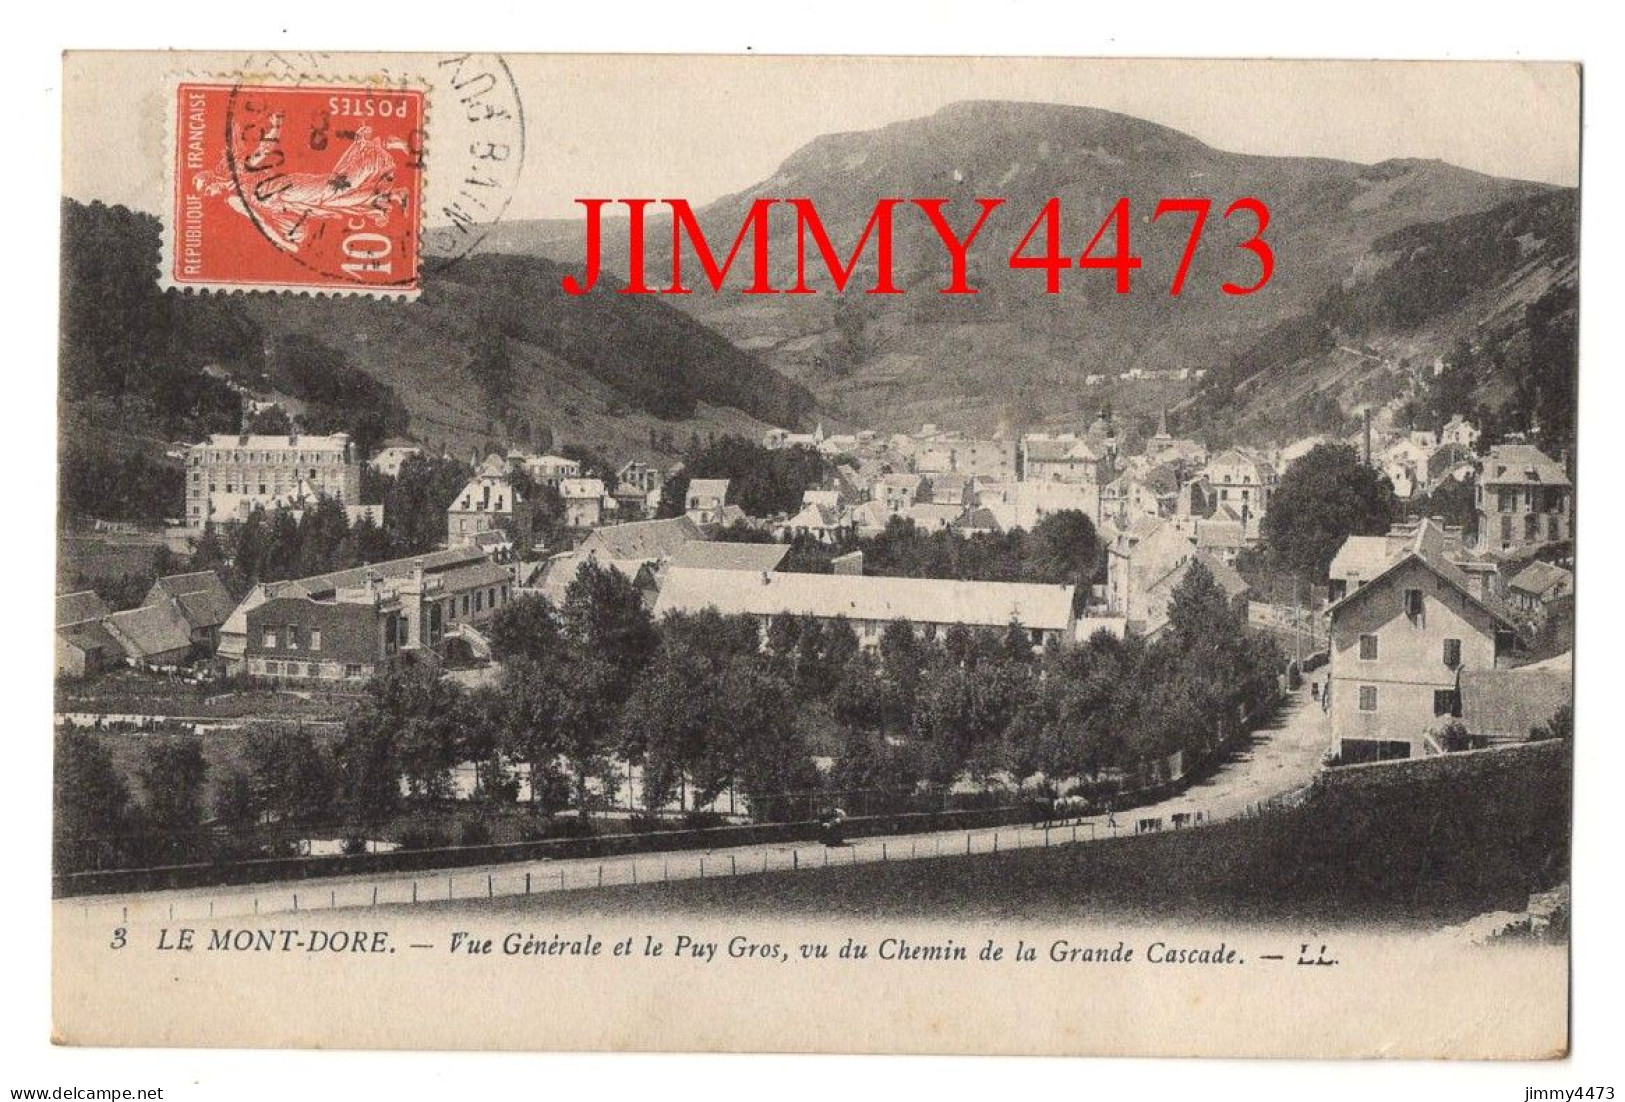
{"left": 160, "top": 70, "right": 430, "bottom": 301}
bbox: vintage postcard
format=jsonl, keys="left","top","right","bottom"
{"left": 53, "top": 52, "right": 1578, "bottom": 1057}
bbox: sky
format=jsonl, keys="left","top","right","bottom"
{"left": 62, "top": 54, "right": 1579, "bottom": 221}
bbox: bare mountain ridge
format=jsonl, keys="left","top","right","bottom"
{"left": 475, "top": 100, "right": 1557, "bottom": 438}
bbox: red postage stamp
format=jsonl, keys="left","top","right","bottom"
{"left": 167, "top": 80, "right": 425, "bottom": 296}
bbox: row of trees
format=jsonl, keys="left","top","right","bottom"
{"left": 55, "top": 555, "right": 1284, "bottom": 871}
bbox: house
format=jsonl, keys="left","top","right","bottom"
{"left": 56, "top": 591, "right": 109, "bottom": 628}
{"left": 1099, "top": 466, "right": 1178, "bottom": 530}
{"left": 368, "top": 443, "right": 422, "bottom": 478}
{"left": 518, "top": 453, "right": 583, "bottom": 489}
{"left": 1202, "top": 447, "right": 1278, "bottom": 536}
{"left": 685, "top": 478, "right": 732, "bottom": 526}
{"left": 241, "top": 550, "right": 514, "bottom": 681}
{"left": 900, "top": 502, "right": 965, "bottom": 532}
{"left": 1021, "top": 434, "right": 1109, "bottom": 485}
{"left": 1325, "top": 522, "right": 1518, "bottom": 762}
{"left": 914, "top": 436, "right": 1017, "bottom": 480}
{"left": 527, "top": 517, "right": 706, "bottom": 607}
{"left": 667, "top": 541, "right": 791, "bottom": 573}
{"left": 654, "top": 568, "right": 1077, "bottom": 652}
{"left": 1193, "top": 516, "right": 1247, "bottom": 564}
{"left": 559, "top": 477, "right": 609, "bottom": 529}
{"left": 103, "top": 601, "right": 197, "bottom": 668}
{"left": 1477, "top": 444, "right": 1572, "bottom": 555}
{"left": 927, "top": 474, "right": 971, "bottom": 507}
{"left": 1105, "top": 517, "right": 1247, "bottom": 636}
{"left": 1144, "top": 411, "right": 1208, "bottom": 471}
{"left": 802, "top": 489, "right": 842, "bottom": 510}
{"left": 182, "top": 432, "right": 361, "bottom": 530}
{"left": 978, "top": 479, "right": 1101, "bottom": 531}
{"left": 448, "top": 455, "right": 537, "bottom": 546}
{"left": 875, "top": 473, "right": 924, "bottom": 515}
{"left": 56, "top": 620, "right": 121, "bottom": 679}
{"left": 221, "top": 545, "right": 508, "bottom": 676}
{"left": 1458, "top": 666, "right": 1571, "bottom": 745}
{"left": 777, "top": 502, "right": 851, "bottom": 544}
{"left": 144, "top": 571, "right": 235, "bottom": 652}
{"left": 1507, "top": 561, "right": 1574, "bottom": 613}
{"left": 1441, "top": 415, "right": 1480, "bottom": 450}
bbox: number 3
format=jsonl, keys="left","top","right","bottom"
{"left": 1222, "top": 197, "right": 1274, "bottom": 295}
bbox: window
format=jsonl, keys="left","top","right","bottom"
{"left": 474, "top": 592, "right": 483, "bottom": 612}
{"left": 264, "top": 661, "right": 280, "bottom": 676}
{"left": 1549, "top": 515, "right": 1561, "bottom": 542}
{"left": 345, "top": 664, "right": 363, "bottom": 679}
{"left": 1524, "top": 513, "right": 1539, "bottom": 541}
{"left": 1442, "top": 638, "right": 1461, "bottom": 668}
{"left": 1359, "top": 634, "right": 1379, "bottom": 661}
{"left": 462, "top": 595, "right": 470, "bottom": 615}
{"left": 1403, "top": 588, "right": 1424, "bottom": 619}
{"left": 1434, "top": 689, "right": 1459, "bottom": 717}
{"left": 261, "top": 628, "right": 278, "bottom": 649}
{"left": 309, "top": 628, "right": 322, "bottom": 652}
{"left": 1358, "top": 685, "right": 1378, "bottom": 712}
{"left": 286, "top": 626, "right": 300, "bottom": 650}
{"left": 1501, "top": 515, "right": 1513, "bottom": 546}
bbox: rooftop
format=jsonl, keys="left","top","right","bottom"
{"left": 1459, "top": 667, "right": 1571, "bottom": 741}
{"left": 654, "top": 568, "right": 1076, "bottom": 632}
{"left": 668, "top": 541, "right": 792, "bottom": 573}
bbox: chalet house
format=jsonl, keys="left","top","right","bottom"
{"left": 684, "top": 478, "right": 732, "bottom": 526}
{"left": 1476, "top": 444, "right": 1572, "bottom": 555}
{"left": 448, "top": 455, "right": 536, "bottom": 547}
{"left": 518, "top": 453, "right": 583, "bottom": 489}
{"left": 875, "top": 473, "right": 924, "bottom": 515}
{"left": 654, "top": 568, "right": 1077, "bottom": 653}
{"left": 1325, "top": 523, "right": 1518, "bottom": 763}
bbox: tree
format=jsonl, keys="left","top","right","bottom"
{"left": 1261, "top": 443, "right": 1398, "bottom": 581}
{"left": 552, "top": 654, "right": 623, "bottom": 818}
{"left": 245, "top": 725, "right": 339, "bottom": 824}
{"left": 1028, "top": 509, "right": 1101, "bottom": 594}
{"left": 499, "top": 656, "right": 570, "bottom": 815}
{"left": 381, "top": 453, "right": 473, "bottom": 556}
{"left": 560, "top": 560, "right": 658, "bottom": 696}
{"left": 247, "top": 404, "right": 294, "bottom": 434}
{"left": 489, "top": 594, "right": 563, "bottom": 665}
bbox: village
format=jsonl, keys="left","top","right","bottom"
{"left": 51, "top": 378, "right": 1575, "bottom": 884}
